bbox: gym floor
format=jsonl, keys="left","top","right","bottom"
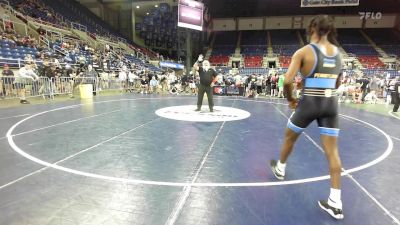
{"left": 0, "top": 94, "right": 399, "bottom": 225}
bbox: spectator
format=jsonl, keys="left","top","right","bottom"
{"left": 84, "top": 65, "right": 98, "bottom": 95}
{"left": 149, "top": 76, "right": 159, "bottom": 94}
{"left": 118, "top": 65, "right": 128, "bottom": 90}
{"left": 14, "top": 63, "right": 39, "bottom": 104}
{"left": 140, "top": 76, "right": 149, "bottom": 94}
{"left": 159, "top": 73, "right": 168, "bottom": 92}
{"left": 271, "top": 74, "right": 278, "bottom": 97}
{"left": 256, "top": 74, "right": 263, "bottom": 97}
{"left": 277, "top": 73, "right": 285, "bottom": 98}
{"left": 265, "top": 74, "right": 272, "bottom": 96}
{"left": 127, "top": 70, "right": 138, "bottom": 92}
{"left": 37, "top": 26, "right": 45, "bottom": 36}
{"left": 390, "top": 77, "right": 400, "bottom": 112}
{"left": 1, "top": 64, "right": 14, "bottom": 98}
{"left": 357, "top": 75, "right": 370, "bottom": 102}
{"left": 233, "top": 73, "right": 242, "bottom": 96}
{"left": 364, "top": 91, "right": 379, "bottom": 104}
{"left": 4, "top": 26, "right": 16, "bottom": 36}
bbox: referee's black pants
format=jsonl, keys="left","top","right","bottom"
{"left": 392, "top": 92, "right": 399, "bottom": 112}
{"left": 197, "top": 84, "right": 214, "bottom": 110}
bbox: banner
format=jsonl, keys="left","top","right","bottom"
{"left": 301, "top": 0, "right": 359, "bottom": 7}
{"left": 160, "top": 61, "right": 185, "bottom": 69}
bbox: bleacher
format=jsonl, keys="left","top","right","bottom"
{"left": 239, "top": 67, "right": 268, "bottom": 75}
{"left": 125, "top": 54, "right": 162, "bottom": 72}
{"left": 1, "top": 0, "right": 165, "bottom": 72}
{"left": 209, "top": 55, "right": 230, "bottom": 66}
{"left": 243, "top": 56, "right": 262, "bottom": 67}
{"left": 43, "top": 0, "right": 121, "bottom": 38}
{"left": 270, "top": 29, "right": 299, "bottom": 45}
{"left": 270, "top": 30, "right": 299, "bottom": 67}
{"left": 213, "top": 31, "right": 238, "bottom": 46}
{"left": 240, "top": 30, "right": 267, "bottom": 56}
{"left": 338, "top": 29, "right": 369, "bottom": 45}
{"left": 342, "top": 44, "right": 378, "bottom": 56}
{"left": 338, "top": 29, "right": 379, "bottom": 56}
{"left": 211, "top": 32, "right": 237, "bottom": 55}
{"left": 240, "top": 31, "right": 267, "bottom": 67}
{"left": 337, "top": 29, "right": 385, "bottom": 68}
{"left": 364, "top": 29, "right": 400, "bottom": 45}
{"left": 209, "top": 32, "right": 238, "bottom": 65}
{"left": 8, "top": 0, "right": 62, "bottom": 26}
{"left": 364, "top": 29, "right": 400, "bottom": 57}
{"left": 357, "top": 56, "right": 385, "bottom": 69}
{"left": 278, "top": 56, "right": 291, "bottom": 68}
{"left": 273, "top": 45, "right": 299, "bottom": 56}
{"left": 0, "top": 39, "right": 39, "bottom": 66}
{"left": 211, "top": 45, "right": 236, "bottom": 56}
{"left": 362, "top": 69, "right": 399, "bottom": 78}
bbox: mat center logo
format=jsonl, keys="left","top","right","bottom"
{"left": 155, "top": 105, "right": 251, "bottom": 122}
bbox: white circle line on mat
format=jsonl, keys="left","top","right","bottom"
{"left": 388, "top": 110, "right": 400, "bottom": 120}
{"left": 6, "top": 98, "right": 393, "bottom": 187}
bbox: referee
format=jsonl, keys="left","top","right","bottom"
{"left": 391, "top": 76, "right": 400, "bottom": 113}
{"left": 193, "top": 55, "right": 217, "bottom": 112}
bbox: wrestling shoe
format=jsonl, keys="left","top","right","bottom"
{"left": 318, "top": 200, "right": 344, "bottom": 220}
{"left": 270, "top": 160, "right": 284, "bottom": 180}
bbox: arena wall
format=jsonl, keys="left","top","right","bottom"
{"left": 212, "top": 14, "right": 399, "bottom": 31}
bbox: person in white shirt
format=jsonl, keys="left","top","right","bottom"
{"left": 234, "top": 74, "right": 243, "bottom": 96}
{"left": 159, "top": 73, "right": 168, "bottom": 92}
{"left": 168, "top": 72, "right": 177, "bottom": 91}
{"left": 256, "top": 74, "right": 264, "bottom": 97}
{"left": 128, "top": 70, "right": 138, "bottom": 92}
{"left": 15, "top": 63, "right": 39, "bottom": 104}
{"left": 149, "top": 76, "right": 159, "bottom": 94}
{"left": 118, "top": 65, "right": 128, "bottom": 90}
{"left": 234, "top": 74, "right": 242, "bottom": 85}
{"left": 364, "top": 90, "right": 378, "bottom": 104}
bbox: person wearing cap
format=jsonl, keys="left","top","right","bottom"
{"left": 1, "top": 64, "right": 14, "bottom": 98}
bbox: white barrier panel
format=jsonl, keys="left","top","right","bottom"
{"left": 0, "top": 76, "right": 144, "bottom": 100}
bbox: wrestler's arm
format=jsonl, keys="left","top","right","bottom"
{"left": 284, "top": 49, "right": 303, "bottom": 105}
{"left": 336, "top": 73, "right": 342, "bottom": 89}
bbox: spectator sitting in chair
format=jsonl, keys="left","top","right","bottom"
{"left": 364, "top": 90, "right": 378, "bottom": 104}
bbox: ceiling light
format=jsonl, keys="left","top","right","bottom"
{"left": 155, "top": 5, "right": 158, "bottom": 7}
{"left": 136, "top": 6, "right": 140, "bottom": 9}
{"left": 146, "top": 12, "right": 149, "bottom": 15}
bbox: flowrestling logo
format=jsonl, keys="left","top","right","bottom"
{"left": 155, "top": 105, "right": 251, "bottom": 122}
{"left": 359, "top": 12, "right": 382, "bottom": 20}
